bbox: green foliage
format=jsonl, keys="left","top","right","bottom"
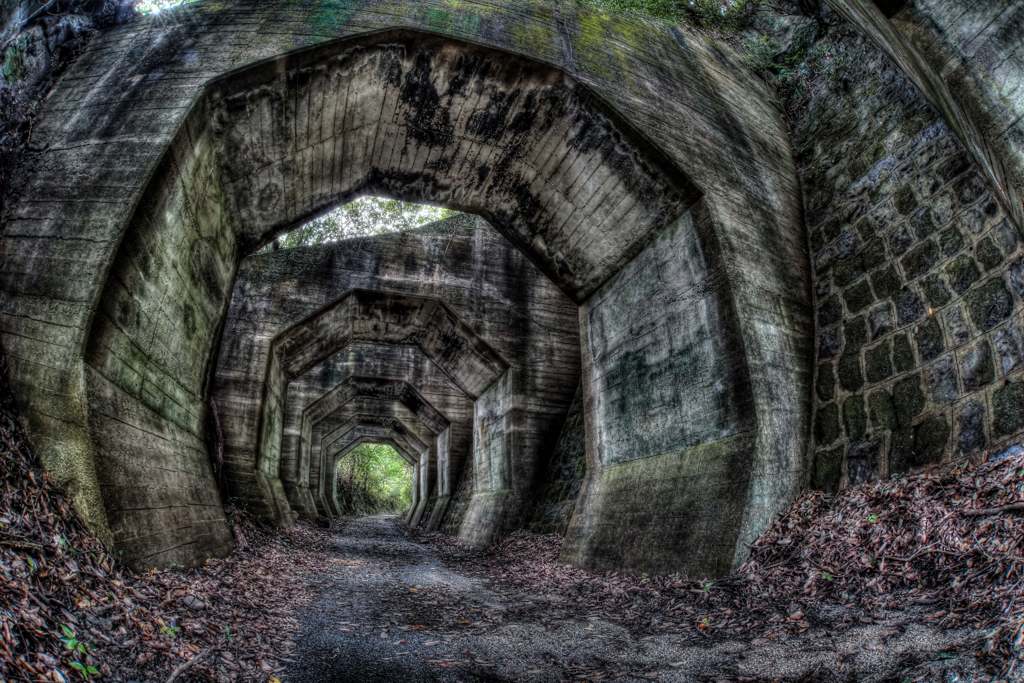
{"left": 335, "top": 443, "right": 413, "bottom": 516}
{"left": 275, "top": 196, "right": 457, "bottom": 250}
{"left": 2, "top": 38, "right": 27, "bottom": 83}
{"left": 68, "top": 661, "right": 101, "bottom": 680}
{"left": 159, "top": 623, "right": 180, "bottom": 638}
{"left": 136, "top": 0, "right": 196, "bottom": 14}
{"left": 580, "top": 0, "right": 755, "bottom": 31}
{"left": 60, "top": 625, "right": 88, "bottom": 657}
{"left": 746, "top": 31, "right": 852, "bottom": 115}
{"left": 60, "top": 626, "right": 100, "bottom": 680}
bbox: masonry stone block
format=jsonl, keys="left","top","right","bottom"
{"left": 893, "top": 374, "right": 925, "bottom": 427}
{"left": 893, "top": 333, "right": 916, "bottom": 373}
{"left": 842, "top": 395, "right": 867, "bottom": 440}
{"left": 966, "top": 278, "right": 1014, "bottom": 331}
{"left": 943, "top": 305, "right": 972, "bottom": 347}
{"left": 846, "top": 438, "right": 880, "bottom": 485}
{"left": 915, "top": 317, "right": 945, "bottom": 362}
{"left": 994, "top": 323, "right": 1024, "bottom": 377}
{"left": 976, "top": 237, "right": 1005, "bottom": 272}
{"left": 925, "top": 355, "right": 960, "bottom": 405}
{"left": 816, "top": 364, "right": 836, "bottom": 402}
{"left": 868, "top": 303, "right": 894, "bottom": 340}
{"left": 871, "top": 265, "right": 902, "bottom": 299}
{"left": 812, "top": 446, "right": 844, "bottom": 493}
{"left": 956, "top": 400, "right": 987, "bottom": 457}
{"left": 993, "top": 379, "right": 1024, "bottom": 439}
{"left": 960, "top": 340, "right": 995, "bottom": 392}
{"left": 945, "top": 255, "right": 980, "bottom": 295}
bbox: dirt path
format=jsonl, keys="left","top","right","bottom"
{"left": 284, "top": 516, "right": 984, "bottom": 682}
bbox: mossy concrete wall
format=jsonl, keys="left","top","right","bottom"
{"left": 0, "top": 1, "right": 808, "bottom": 573}
{"left": 564, "top": 206, "right": 756, "bottom": 577}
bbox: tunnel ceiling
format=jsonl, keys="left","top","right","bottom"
{"left": 305, "top": 378, "right": 450, "bottom": 442}
{"left": 271, "top": 289, "right": 509, "bottom": 398}
{"left": 213, "top": 30, "right": 699, "bottom": 300}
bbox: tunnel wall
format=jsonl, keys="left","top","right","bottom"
{"left": 0, "top": 1, "right": 809, "bottom": 573}
{"left": 82, "top": 103, "right": 237, "bottom": 567}
{"left": 779, "top": 3, "right": 1024, "bottom": 491}
{"left": 214, "top": 218, "right": 580, "bottom": 544}
{"left": 564, "top": 206, "right": 756, "bottom": 577}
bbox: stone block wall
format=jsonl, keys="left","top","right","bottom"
{"left": 792, "top": 9, "right": 1024, "bottom": 490}
{"left": 827, "top": 0, "right": 1024, "bottom": 238}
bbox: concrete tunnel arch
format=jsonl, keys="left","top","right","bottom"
{"left": 1, "top": 5, "right": 811, "bottom": 575}
{"left": 326, "top": 434, "right": 421, "bottom": 523}
{"left": 250, "top": 289, "right": 506, "bottom": 525}
{"left": 214, "top": 215, "right": 578, "bottom": 553}
{"left": 298, "top": 376, "right": 452, "bottom": 520}
{"left": 277, "top": 340, "right": 475, "bottom": 521}
{"left": 317, "top": 415, "right": 433, "bottom": 523}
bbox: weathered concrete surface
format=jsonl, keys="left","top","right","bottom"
{"left": 827, "top": 0, "right": 1024, "bottom": 234}
{"left": 280, "top": 346, "right": 472, "bottom": 528}
{"left": 214, "top": 221, "right": 579, "bottom": 550}
{"left": 0, "top": 2, "right": 808, "bottom": 574}
{"left": 565, "top": 207, "right": 756, "bottom": 577}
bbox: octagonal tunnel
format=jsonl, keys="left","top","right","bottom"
{"left": 329, "top": 441, "right": 417, "bottom": 522}
{"left": 5, "top": 21, "right": 811, "bottom": 578}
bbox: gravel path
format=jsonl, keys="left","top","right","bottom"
{"left": 284, "top": 516, "right": 985, "bottom": 682}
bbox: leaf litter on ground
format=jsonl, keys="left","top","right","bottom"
{"left": 2, "top": 333, "right": 1023, "bottom": 680}
{"left": 413, "top": 447, "right": 1024, "bottom": 680}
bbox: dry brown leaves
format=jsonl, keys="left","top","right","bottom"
{"left": 0, "top": 372, "right": 330, "bottom": 682}
{"left": 418, "top": 448, "right": 1024, "bottom": 679}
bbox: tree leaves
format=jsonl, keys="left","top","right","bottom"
{"left": 336, "top": 443, "right": 413, "bottom": 515}
{"left": 277, "top": 197, "right": 456, "bottom": 250}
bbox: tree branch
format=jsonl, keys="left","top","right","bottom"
{"left": 962, "top": 502, "right": 1024, "bottom": 517}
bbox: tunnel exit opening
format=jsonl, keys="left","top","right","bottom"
{"left": 334, "top": 442, "right": 414, "bottom": 519}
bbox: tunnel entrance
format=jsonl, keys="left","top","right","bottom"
{"left": 2, "top": 13, "right": 811, "bottom": 579}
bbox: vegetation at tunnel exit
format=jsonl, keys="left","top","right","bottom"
{"left": 581, "top": 0, "right": 755, "bottom": 30}
{"left": 274, "top": 196, "right": 457, "bottom": 249}
{"left": 136, "top": 0, "right": 196, "bottom": 13}
{"left": 135, "top": 0, "right": 754, "bottom": 30}
{"left": 335, "top": 443, "right": 414, "bottom": 516}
